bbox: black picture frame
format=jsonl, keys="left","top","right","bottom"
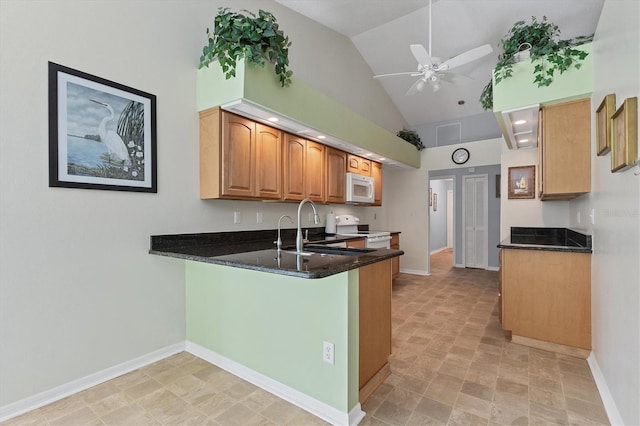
{"left": 48, "top": 62, "right": 157, "bottom": 192}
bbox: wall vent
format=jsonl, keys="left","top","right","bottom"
{"left": 436, "top": 122, "right": 462, "bottom": 146}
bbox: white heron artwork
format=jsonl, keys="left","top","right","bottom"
{"left": 89, "top": 99, "right": 132, "bottom": 168}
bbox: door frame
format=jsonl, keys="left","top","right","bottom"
{"left": 427, "top": 175, "right": 456, "bottom": 273}
{"left": 462, "top": 173, "right": 489, "bottom": 269}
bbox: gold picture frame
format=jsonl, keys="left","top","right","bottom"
{"left": 596, "top": 93, "right": 615, "bottom": 156}
{"left": 611, "top": 97, "right": 638, "bottom": 172}
{"left": 508, "top": 165, "right": 536, "bottom": 199}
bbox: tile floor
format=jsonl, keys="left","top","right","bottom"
{"left": 4, "top": 250, "right": 609, "bottom": 425}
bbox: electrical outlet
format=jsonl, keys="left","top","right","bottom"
{"left": 323, "top": 341, "right": 334, "bottom": 365}
{"left": 233, "top": 211, "right": 241, "bottom": 224}
{"left": 256, "top": 211, "right": 263, "bottom": 224}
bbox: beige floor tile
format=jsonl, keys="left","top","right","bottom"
{"left": 447, "top": 408, "right": 489, "bottom": 426}
{"left": 455, "top": 393, "right": 492, "bottom": 419}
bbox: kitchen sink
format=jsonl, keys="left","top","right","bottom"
{"left": 282, "top": 245, "right": 376, "bottom": 257}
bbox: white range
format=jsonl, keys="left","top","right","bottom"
{"left": 334, "top": 215, "right": 391, "bottom": 249}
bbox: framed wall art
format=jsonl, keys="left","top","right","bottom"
{"left": 508, "top": 165, "right": 535, "bottom": 199}
{"left": 611, "top": 96, "right": 638, "bottom": 172}
{"left": 48, "top": 62, "right": 157, "bottom": 192}
{"left": 596, "top": 93, "right": 615, "bottom": 156}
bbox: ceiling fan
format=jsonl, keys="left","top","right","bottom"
{"left": 374, "top": 0, "right": 493, "bottom": 95}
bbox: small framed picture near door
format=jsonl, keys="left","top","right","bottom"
{"left": 48, "top": 62, "right": 157, "bottom": 192}
{"left": 507, "top": 165, "right": 535, "bottom": 199}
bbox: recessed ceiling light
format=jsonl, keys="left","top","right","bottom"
{"left": 365, "top": 153, "right": 372, "bottom": 157}
{"left": 514, "top": 119, "right": 527, "bottom": 125}
{"left": 267, "top": 117, "right": 279, "bottom": 122}
{"left": 317, "top": 135, "right": 326, "bottom": 139}
{"left": 379, "top": 157, "right": 386, "bottom": 161}
{"left": 519, "top": 139, "right": 529, "bottom": 143}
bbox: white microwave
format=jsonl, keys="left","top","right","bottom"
{"left": 346, "top": 173, "right": 375, "bottom": 204}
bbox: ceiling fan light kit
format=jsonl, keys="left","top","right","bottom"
{"left": 373, "top": 0, "right": 493, "bottom": 96}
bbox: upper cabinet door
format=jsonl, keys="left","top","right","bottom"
{"left": 540, "top": 98, "right": 591, "bottom": 200}
{"left": 305, "top": 141, "right": 326, "bottom": 202}
{"left": 347, "top": 153, "right": 371, "bottom": 176}
{"left": 221, "top": 112, "right": 255, "bottom": 198}
{"left": 283, "top": 134, "right": 306, "bottom": 201}
{"left": 255, "top": 124, "right": 282, "bottom": 200}
{"left": 325, "top": 147, "right": 346, "bottom": 204}
{"left": 371, "top": 161, "right": 382, "bottom": 206}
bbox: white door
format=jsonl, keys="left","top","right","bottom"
{"left": 447, "top": 190, "right": 454, "bottom": 248}
{"left": 462, "top": 174, "right": 488, "bottom": 269}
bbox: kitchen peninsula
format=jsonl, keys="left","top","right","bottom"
{"left": 150, "top": 228, "right": 403, "bottom": 425}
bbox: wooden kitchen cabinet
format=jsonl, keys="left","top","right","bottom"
{"left": 538, "top": 98, "right": 591, "bottom": 200}
{"left": 359, "top": 259, "right": 392, "bottom": 403}
{"left": 200, "top": 107, "right": 282, "bottom": 200}
{"left": 501, "top": 248, "right": 591, "bottom": 357}
{"left": 283, "top": 135, "right": 325, "bottom": 202}
{"left": 390, "top": 233, "right": 400, "bottom": 279}
{"left": 347, "top": 154, "right": 371, "bottom": 176}
{"left": 325, "top": 147, "right": 347, "bottom": 204}
{"left": 346, "top": 238, "right": 366, "bottom": 248}
{"left": 371, "top": 161, "right": 382, "bottom": 206}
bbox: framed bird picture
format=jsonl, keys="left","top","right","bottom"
{"left": 48, "top": 62, "right": 157, "bottom": 192}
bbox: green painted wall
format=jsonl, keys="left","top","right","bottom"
{"left": 185, "top": 261, "right": 360, "bottom": 413}
{"left": 493, "top": 43, "right": 593, "bottom": 112}
{"left": 196, "top": 61, "right": 420, "bottom": 168}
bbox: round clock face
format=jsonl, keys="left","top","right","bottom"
{"left": 452, "top": 147, "right": 470, "bottom": 165}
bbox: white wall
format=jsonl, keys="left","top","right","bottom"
{"left": 386, "top": 137, "right": 503, "bottom": 274}
{"left": 570, "top": 1, "right": 640, "bottom": 424}
{"left": 0, "top": 0, "right": 401, "bottom": 409}
{"left": 499, "top": 148, "right": 570, "bottom": 238}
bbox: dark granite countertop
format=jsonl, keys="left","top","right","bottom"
{"left": 498, "top": 227, "right": 592, "bottom": 253}
{"left": 149, "top": 228, "right": 403, "bottom": 279}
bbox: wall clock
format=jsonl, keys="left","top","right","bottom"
{"left": 452, "top": 147, "right": 470, "bottom": 165}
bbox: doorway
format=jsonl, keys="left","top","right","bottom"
{"left": 428, "top": 177, "right": 455, "bottom": 268}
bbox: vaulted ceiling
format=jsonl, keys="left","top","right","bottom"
{"left": 274, "top": 0, "right": 604, "bottom": 127}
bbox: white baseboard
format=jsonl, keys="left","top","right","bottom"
{"left": 186, "top": 341, "right": 364, "bottom": 426}
{"left": 399, "top": 268, "right": 430, "bottom": 276}
{"left": 0, "top": 342, "right": 185, "bottom": 423}
{"left": 486, "top": 266, "right": 500, "bottom": 272}
{"left": 587, "top": 353, "right": 624, "bottom": 425}
{"left": 454, "top": 263, "right": 465, "bottom": 268}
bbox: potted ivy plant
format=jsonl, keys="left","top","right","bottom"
{"left": 199, "top": 7, "right": 293, "bottom": 87}
{"left": 397, "top": 129, "right": 425, "bottom": 151}
{"left": 480, "top": 16, "right": 593, "bottom": 110}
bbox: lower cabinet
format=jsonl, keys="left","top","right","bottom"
{"left": 501, "top": 248, "right": 591, "bottom": 356}
{"left": 346, "top": 238, "right": 366, "bottom": 248}
{"left": 359, "top": 259, "right": 392, "bottom": 403}
{"left": 391, "top": 233, "right": 400, "bottom": 280}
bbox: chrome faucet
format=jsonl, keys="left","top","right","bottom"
{"left": 276, "top": 215, "right": 293, "bottom": 252}
{"left": 296, "top": 198, "right": 320, "bottom": 253}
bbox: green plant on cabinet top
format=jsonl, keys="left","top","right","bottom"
{"left": 480, "top": 16, "right": 593, "bottom": 111}
{"left": 200, "top": 7, "right": 293, "bottom": 88}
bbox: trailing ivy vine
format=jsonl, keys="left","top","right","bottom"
{"left": 200, "top": 8, "right": 293, "bottom": 87}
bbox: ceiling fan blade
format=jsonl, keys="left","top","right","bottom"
{"left": 405, "top": 78, "right": 426, "bottom": 96}
{"left": 439, "top": 44, "right": 493, "bottom": 71}
{"left": 438, "top": 72, "right": 473, "bottom": 84}
{"left": 409, "top": 44, "right": 433, "bottom": 67}
{"left": 374, "top": 71, "right": 422, "bottom": 79}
